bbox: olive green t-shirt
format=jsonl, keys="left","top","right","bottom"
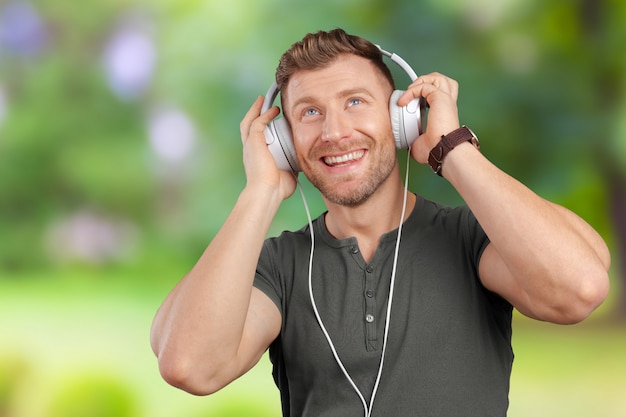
{"left": 254, "top": 195, "right": 513, "bottom": 417}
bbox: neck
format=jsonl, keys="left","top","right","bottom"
{"left": 323, "top": 171, "right": 415, "bottom": 262}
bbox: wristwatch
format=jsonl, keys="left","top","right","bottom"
{"left": 428, "top": 125, "right": 480, "bottom": 176}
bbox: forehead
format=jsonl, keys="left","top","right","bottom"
{"left": 282, "top": 54, "right": 392, "bottom": 108}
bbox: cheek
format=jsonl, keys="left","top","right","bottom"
{"left": 292, "top": 124, "right": 320, "bottom": 151}
{"left": 359, "top": 112, "right": 393, "bottom": 140}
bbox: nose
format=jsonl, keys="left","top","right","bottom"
{"left": 321, "top": 109, "right": 350, "bottom": 142}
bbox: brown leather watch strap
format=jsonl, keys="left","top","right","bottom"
{"left": 428, "top": 125, "right": 480, "bottom": 176}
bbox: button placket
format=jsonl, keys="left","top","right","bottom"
{"left": 364, "top": 264, "right": 377, "bottom": 350}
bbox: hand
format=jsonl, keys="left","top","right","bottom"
{"left": 396, "top": 72, "right": 461, "bottom": 164}
{"left": 240, "top": 96, "right": 297, "bottom": 200}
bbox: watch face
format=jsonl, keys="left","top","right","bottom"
{"left": 465, "top": 125, "right": 480, "bottom": 149}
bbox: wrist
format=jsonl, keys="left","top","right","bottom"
{"left": 428, "top": 126, "right": 480, "bottom": 176}
{"left": 241, "top": 183, "right": 284, "bottom": 211}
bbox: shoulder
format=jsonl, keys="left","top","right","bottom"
{"left": 415, "top": 197, "right": 481, "bottom": 236}
{"left": 262, "top": 217, "right": 318, "bottom": 257}
{"left": 255, "top": 216, "right": 322, "bottom": 306}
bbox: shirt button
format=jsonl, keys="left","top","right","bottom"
{"left": 366, "top": 290, "right": 374, "bottom": 298}
{"left": 365, "top": 314, "right": 375, "bottom": 323}
{"left": 365, "top": 266, "right": 374, "bottom": 273}
{"left": 351, "top": 246, "right": 359, "bottom": 254}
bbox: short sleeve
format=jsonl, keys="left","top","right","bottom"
{"left": 254, "top": 240, "right": 283, "bottom": 314}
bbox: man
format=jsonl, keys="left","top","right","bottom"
{"left": 150, "top": 29, "right": 610, "bottom": 416}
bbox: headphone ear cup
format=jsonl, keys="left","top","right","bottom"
{"left": 389, "top": 89, "right": 423, "bottom": 149}
{"left": 389, "top": 90, "right": 405, "bottom": 149}
{"left": 265, "top": 117, "right": 301, "bottom": 172}
{"left": 262, "top": 81, "right": 301, "bottom": 172}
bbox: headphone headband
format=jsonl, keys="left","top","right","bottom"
{"left": 376, "top": 46, "right": 418, "bottom": 81}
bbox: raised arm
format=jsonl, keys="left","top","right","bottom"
{"left": 447, "top": 145, "right": 610, "bottom": 323}
{"left": 399, "top": 73, "right": 610, "bottom": 324}
{"left": 150, "top": 97, "right": 294, "bottom": 395}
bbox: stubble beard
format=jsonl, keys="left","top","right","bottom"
{"left": 300, "top": 138, "right": 397, "bottom": 207}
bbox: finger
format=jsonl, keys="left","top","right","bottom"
{"left": 397, "top": 77, "right": 458, "bottom": 107}
{"left": 240, "top": 96, "right": 262, "bottom": 140}
{"left": 396, "top": 82, "right": 436, "bottom": 107}
{"left": 415, "top": 73, "right": 459, "bottom": 98}
{"left": 240, "top": 96, "right": 280, "bottom": 142}
{"left": 247, "top": 107, "right": 281, "bottom": 149}
{"left": 240, "top": 96, "right": 266, "bottom": 141}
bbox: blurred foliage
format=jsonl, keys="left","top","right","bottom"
{"left": 0, "top": 0, "right": 624, "bottom": 276}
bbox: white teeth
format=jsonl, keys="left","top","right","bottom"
{"left": 324, "top": 150, "right": 365, "bottom": 166}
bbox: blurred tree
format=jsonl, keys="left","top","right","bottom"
{"left": 0, "top": 0, "right": 155, "bottom": 270}
{"left": 0, "top": 0, "right": 622, "bottom": 318}
{"left": 578, "top": 0, "right": 626, "bottom": 319}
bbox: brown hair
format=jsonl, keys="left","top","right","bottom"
{"left": 275, "top": 28, "right": 395, "bottom": 93}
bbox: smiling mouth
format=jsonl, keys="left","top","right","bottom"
{"left": 323, "top": 150, "right": 366, "bottom": 167}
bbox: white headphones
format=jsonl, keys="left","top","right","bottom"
{"left": 261, "top": 46, "right": 427, "bottom": 172}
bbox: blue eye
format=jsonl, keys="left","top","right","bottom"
{"left": 304, "top": 108, "right": 319, "bottom": 116}
{"left": 348, "top": 98, "right": 362, "bottom": 106}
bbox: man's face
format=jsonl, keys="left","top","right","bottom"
{"left": 283, "top": 54, "right": 397, "bottom": 207}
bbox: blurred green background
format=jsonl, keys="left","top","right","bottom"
{"left": 1, "top": 0, "right": 625, "bottom": 416}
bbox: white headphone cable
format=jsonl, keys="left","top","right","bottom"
{"left": 296, "top": 147, "right": 411, "bottom": 417}
{"left": 368, "top": 146, "right": 411, "bottom": 415}
{"left": 296, "top": 177, "right": 369, "bottom": 414}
